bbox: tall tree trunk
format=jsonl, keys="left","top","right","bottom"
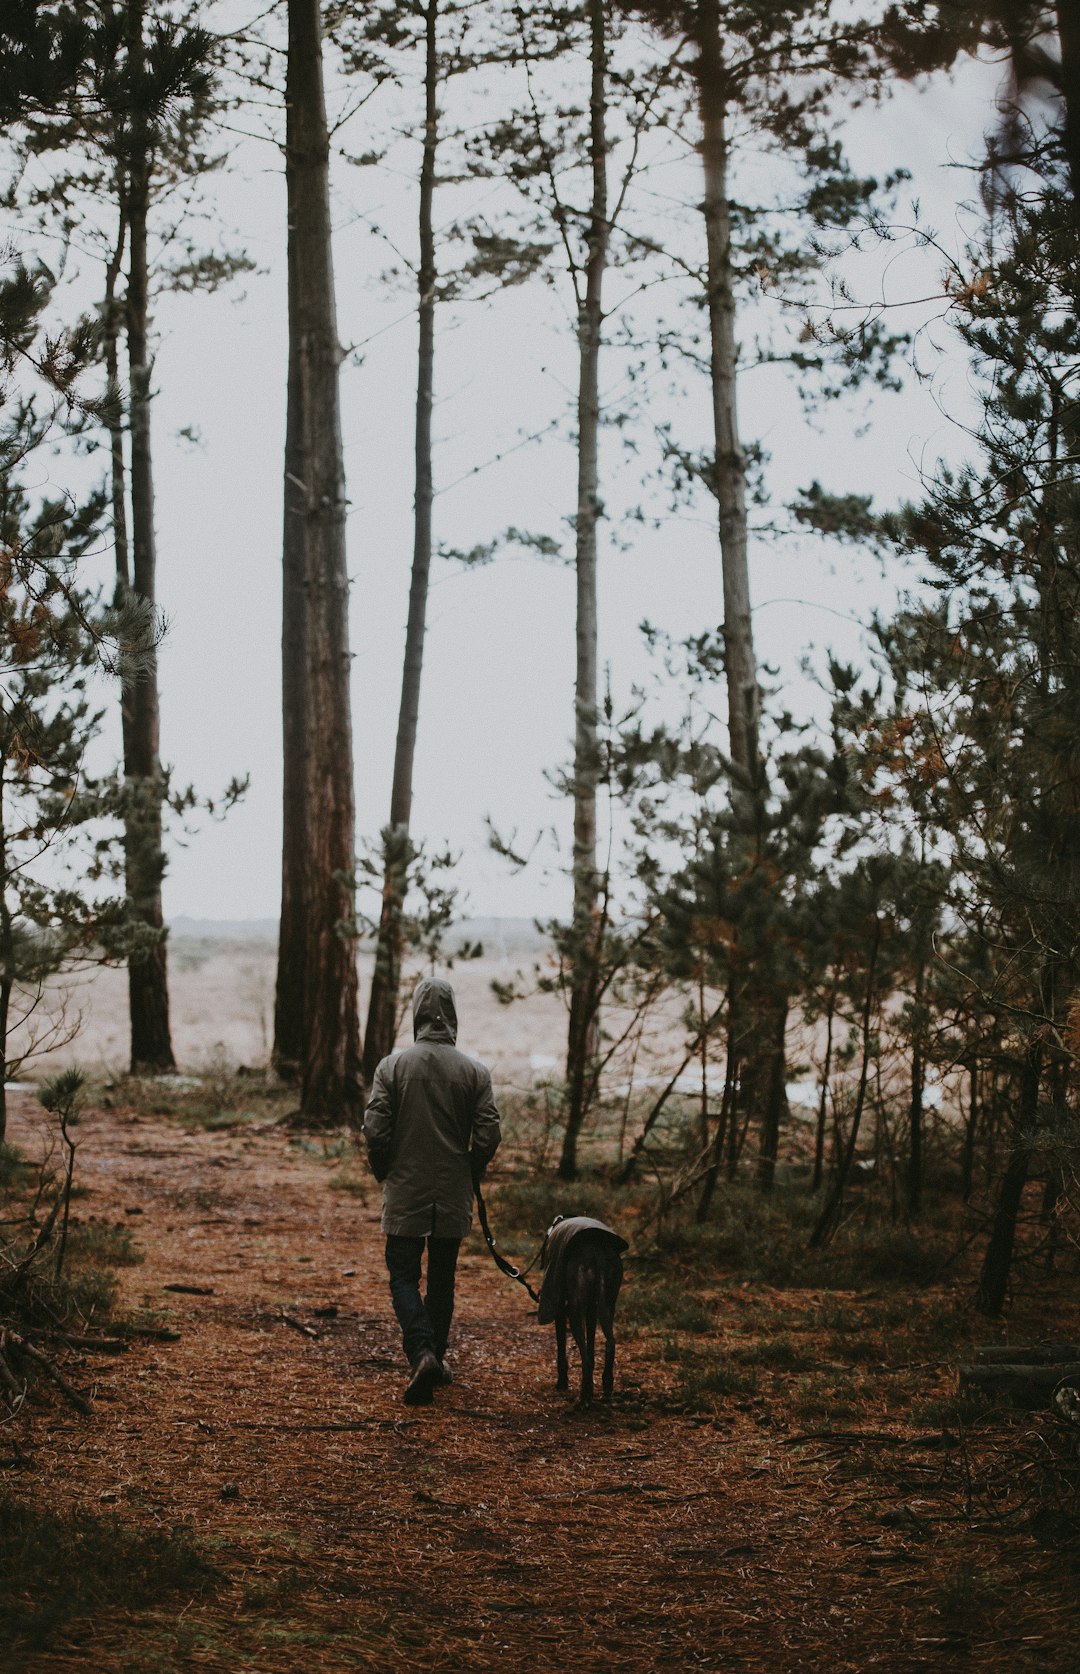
{"left": 285, "top": 0, "right": 362, "bottom": 1125}
{"left": 559, "top": 0, "right": 609, "bottom": 1183}
{"left": 362, "top": 0, "right": 439, "bottom": 1087}
{"left": 976, "top": 1043, "right": 1042, "bottom": 1317}
{"left": 1053, "top": 2, "right": 1080, "bottom": 215}
{"left": 694, "top": 3, "right": 773, "bottom": 1180}
{"left": 695, "top": 0, "right": 756, "bottom": 775}
{"left": 124, "top": 0, "right": 174, "bottom": 1074}
{"left": 273, "top": 80, "right": 308, "bottom": 1081}
{"left": 104, "top": 187, "right": 129, "bottom": 598}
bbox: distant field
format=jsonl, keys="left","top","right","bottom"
{"left": 14, "top": 921, "right": 575, "bottom": 1090}
{"left": 13, "top": 922, "right": 958, "bottom": 1146}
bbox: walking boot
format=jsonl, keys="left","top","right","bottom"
{"left": 403, "top": 1349, "right": 441, "bottom": 1406}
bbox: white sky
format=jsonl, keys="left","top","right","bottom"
{"left": 14, "top": 22, "right": 1005, "bottom": 928}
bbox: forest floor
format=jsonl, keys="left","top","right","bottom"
{"left": 3, "top": 1090, "right": 1080, "bottom": 1674}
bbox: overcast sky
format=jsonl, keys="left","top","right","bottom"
{"left": 19, "top": 24, "right": 1002, "bottom": 928}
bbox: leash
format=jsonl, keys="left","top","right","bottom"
{"left": 474, "top": 1181, "right": 543, "bottom": 1305}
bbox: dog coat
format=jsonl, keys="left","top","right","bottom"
{"left": 536, "top": 1216, "right": 629, "bottom": 1324}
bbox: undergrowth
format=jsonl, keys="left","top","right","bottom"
{"left": 480, "top": 1090, "right": 1076, "bottom": 1424}
{"left": 100, "top": 1066, "right": 295, "bottom": 1131}
{"left": 0, "top": 1494, "right": 214, "bottom": 1652}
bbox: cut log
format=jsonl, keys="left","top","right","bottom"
{"left": 959, "top": 1361, "right": 1080, "bottom": 1409}
{"left": 973, "top": 1344, "right": 1080, "bottom": 1364}
{"left": 1052, "top": 1384, "right": 1080, "bottom": 1428}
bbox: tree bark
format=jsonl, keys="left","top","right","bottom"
{"left": 696, "top": 1017, "right": 737, "bottom": 1221}
{"left": 124, "top": 0, "right": 174, "bottom": 1074}
{"left": 273, "top": 70, "right": 308, "bottom": 1081}
{"left": 756, "top": 999, "right": 789, "bottom": 1192}
{"left": 810, "top": 916, "right": 881, "bottom": 1249}
{"left": 906, "top": 957, "right": 926, "bottom": 1217}
{"left": 975, "top": 1042, "right": 1041, "bottom": 1317}
{"left": 695, "top": 0, "right": 757, "bottom": 775}
{"left": 961, "top": 1057, "right": 978, "bottom": 1202}
{"left": 559, "top": 0, "right": 609, "bottom": 1183}
{"left": 0, "top": 761, "right": 10, "bottom": 1145}
{"left": 104, "top": 186, "right": 129, "bottom": 598}
{"left": 362, "top": 0, "right": 439, "bottom": 1087}
{"left": 284, "top": 0, "right": 362, "bottom": 1125}
{"left": 1054, "top": 1, "right": 1080, "bottom": 216}
{"left": 812, "top": 985, "right": 835, "bottom": 1192}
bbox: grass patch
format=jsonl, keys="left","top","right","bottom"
{"left": 670, "top": 1359, "right": 760, "bottom": 1410}
{"left": 102, "top": 1069, "right": 294, "bottom": 1132}
{"left": 327, "top": 1170, "right": 370, "bottom": 1198}
{"left": 2, "top": 1129, "right": 146, "bottom": 1370}
{"left": 909, "top": 1388, "right": 997, "bottom": 1429}
{"left": 0, "top": 1493, "right": 215, "bottom": 1652}
{"left": 0, "top": 1141, "right": 33, "bottom": 1191}
{"left": 927, "top": 1559, "right": 1008, "bottom": 1640}
{"left": 790, "top": 1368, "right": 863, "bottom": 1421}
{"left": 621, "top": 1277, "right": 714, "bottom": 1334}
{"left": 733, "top": 1334, "right": 818, "bottom": 1372}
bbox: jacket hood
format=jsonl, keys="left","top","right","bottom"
{"left": 412, "top": 977, "right": 458, "bottom": 1045}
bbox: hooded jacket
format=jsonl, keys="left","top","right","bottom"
{"left": 362, "top": 977, "right": 502, "bottom": 1238}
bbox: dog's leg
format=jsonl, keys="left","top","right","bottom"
{"left": 555, "top": 1306, "right": 569, "bottom": 1391}
{"left": 565, "top": 1260, "right": 593, "bottom": 1404}
{"left": 599, "top": 1298, "right": 615, "bottom": 1399}
{"left": 582, "top": 1316, "right": 596, "bottom": 1404}
{"left": 579, "top": 1261, "right": 598, "bottom": 1405}
{"left": 600, "top": 1255, "right": 621, "bottom": 1399}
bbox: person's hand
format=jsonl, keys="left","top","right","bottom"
{"left": 470, "top": 1153, "right": 486, "bottom": 1188}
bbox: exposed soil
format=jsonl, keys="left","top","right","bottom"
{"left": 4, "top": 1096, "right": 1078, "bottom": 1673}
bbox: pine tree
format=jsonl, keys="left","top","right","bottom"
{"left": 612, "top": 0, "right": 906, "bottom": 1167}
{"left": 0, "top": 351, "right": 153, "bottom": 1140}
{"left": 878, "top": 167, "right": 1080, "bottom": 1310}
{"left": 10, "top": 0, "right": 228, "bottom": 1073}
{"left": 330, "top": 0, "right": 515, "bottom": 1084}
{"left": 276, "top": 0, "right": 362, "bottom": 1123}
{"left": 462, "top": 2, "right": 680, "bottom": 1177}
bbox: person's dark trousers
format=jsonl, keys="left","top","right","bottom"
{"left": 385, "top": 1234, "right": 461, "bottom": 1366}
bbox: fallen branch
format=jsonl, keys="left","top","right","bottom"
{"left": 0, "top": 1335, "right": 26, "bottom": 1406}
{"left": 163, "top": 1283, "right": 214, "bottom": 1296}
{"left": 113, "top": 1321, "right": 181, "bottom": 1342}
{"left": 781, "top": 1429, "right": 954, "bottom": 1449}
{"left": 39, "top": 1332, "right": 129, "bottom": 1355}
{"left": 5, "top": 1330, "right": 90, "bottom": 1414}
{"left": 279, "top": 1313, "right": 319, "bottom": 1339}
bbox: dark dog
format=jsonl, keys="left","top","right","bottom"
{"left": 537, "top": 1216, "right": 628, "bottom": 1403}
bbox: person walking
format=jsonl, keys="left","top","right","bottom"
{"left": 362, "top": 975, "right": 502, "bottom": 1405}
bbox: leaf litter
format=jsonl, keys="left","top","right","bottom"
{"left": 3, "top": 1095, "right": 1079, "bottom": 1672}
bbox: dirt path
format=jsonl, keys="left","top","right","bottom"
{"left": 5, "top": 1099, "right": 1073, "bottom": 1672}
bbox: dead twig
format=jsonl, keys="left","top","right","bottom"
{"left": 279, "top": 1312, "right": 319, "bottom": 1339}
{"left": 5, "top": 1329, "right": 90, "bottom": 1414}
